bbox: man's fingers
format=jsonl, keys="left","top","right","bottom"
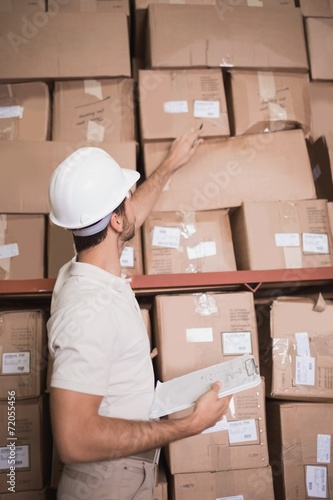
{"left": 211, "top": 381, "right": 221, "bottom": 393}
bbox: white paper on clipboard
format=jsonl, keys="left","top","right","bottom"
{"left": 149, "top": 353, "right": 260, "bottom": 419}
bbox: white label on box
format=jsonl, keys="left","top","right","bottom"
{"left": 84, "top": 79, "right": 103, "bottom": 100}
{"left": 0, "top": 243, "right": 19, "bottom": 259}
{"left": 186, "top": 327, "right": 213, "bottom": 343}
{"left": 87, "top": 120, "right": 105, "bottom": 142}
{"left": 120, "top": 246, "right": 134, "bottom": 268}
{"left": 306, "top": 465, "right": 328, "bottom": 498}
{"left": 193, "top": 100, "right": 220, "bottom": 119}
{"left": 163, "top": 101, "right": 188, "bottom": 114}
{"left": 247, "top": 0, "right": 263, "bottom": 6}
{"left": 152, "top": 226, "right": 181, "bottom": 249}
{"left": 275, "top": 233, "right": 300, "bottom": 247}
{"left": 187, "top": 241, "right": 216, "bottom": 260}
{"left": 295, "top": 356, "right": 315, "bottom": 386}
{"left": 317, "top": 435, "right": 331, "bottom": 464}
{"left": 228, "top": 419, "right": 257, "bottom": 444}
{"left": 202, "top": 415, "right": 228, "bottom": 434}
{"left": 0, "top": 105, "right": 24, "bottom": 119}
{"left": 2, "top": 352, "right": 30, "bottom": 375}
{"left": 302, "top": 233, "right": 328, "bottom": 254}
{"left": 295, "top": 332, "right": 311, "bottom": 357}
{"left": 217, "top": 496, "right": 244, "bottom": 500}
{"left": 0, "top": 445, "right": 30, "bottom": 471}
{"left": 222, "top": 332, "right": 252, "bottom": 355}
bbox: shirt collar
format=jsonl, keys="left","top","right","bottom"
{"left": 68, "top": 257, "right": 131, "bottom": 292}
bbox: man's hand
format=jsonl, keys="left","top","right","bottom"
{"left": 187, "top": 382, "right": 232, "bottom": 434}
{"left": 165, "top": 125, "right": 204, "bottom": 174}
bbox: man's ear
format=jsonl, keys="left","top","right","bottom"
{"left": 110, "top": 212, "right": 123, "bottom": 233}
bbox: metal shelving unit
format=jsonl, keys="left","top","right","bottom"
{"left": 1, "top": 267, "right": 332, "bottom": 299}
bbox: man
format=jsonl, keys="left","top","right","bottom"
{"left": 47, "top": 128, "right": 232, "bottom": 500}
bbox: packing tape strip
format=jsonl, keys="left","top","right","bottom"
{"left": 257, "top": 71, "right": 288, "bottom": 130}
{"left": 279, "top": 202, "right": 303, "bottom": 269}
{"left": 0, "top": 215, "right": 11, "bottom": 277}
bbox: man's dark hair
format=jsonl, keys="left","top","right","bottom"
{"left": 73, "top": 198, "right": 127, "bottom": 253}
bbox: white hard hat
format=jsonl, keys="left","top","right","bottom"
{"left": 49, "top": 147, "right": 140, "bottom": 230}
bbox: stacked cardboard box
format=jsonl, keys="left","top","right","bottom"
{"left": 151, "top": 291, "right": 275, "bottom": 497}
{"left": 256, "top": 293, "right": 333, "bottom": 498}
{"left": 0, "top": 310, "right": 51, "bottom": 494}
{"left": 142, "top": 209, "right": 236, "bottom": 274}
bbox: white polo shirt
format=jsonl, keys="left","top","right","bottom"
{"left": 47, "top": 259, "right": 155, "bottom": 421}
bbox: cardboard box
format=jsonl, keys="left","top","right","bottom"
{"left": 328, "top": 202, "right": 333, "bottom": 235}
{"left": 171, "top": 466, "right": 275, "bottom": 500}
{"left": 0, "top": 309, "right": 47, "bottom": 400}
{"left": 138, "top": 69, "right": 229, "bottom": 141}
{"left": 154, "top": 462, "right": 168, "bottom": 500}
{"left": 0, "top": 489, "right": 47, "bottom": 499}
{"left": 0, "top": 82, "right": 50, "bottom": 140}
{"left": 0, "top": 396, "right": 52, "bottom": 493}
{"left": 299, "top": 0, "right": 333, "bottom": 17}
{"left": 143, "top": 130, "right": 316, "bottom": 213}
{"left": 50, "top": 0, "right": 129, "bottom": 14}
{"left": 257, "top": 295, "right": 333, "bottom": 401}
{"left": 47, "top": 221, "right": 143, "bottom": 278}
{"left": 0, "top": 141, "right": 138, "bottom": 214}
{"left": 142, "top": 210, "right": 236, "bottom": 274}
{"left": 146, "top": 4, "right": 308, "bottom": 71}
{"left": 309, "top": 82, "right": 333, "bottom": 177}
{"left": 0, "top": 0, "right": 45, "bottom": 12}
{"left": 230, "top": 200, "right": 333, "bottom": 270}
{"left": 0, "top": 13, "right": 131, "bottom": 81}
{"left": 227, "top": 70, "right": 312, "bottom": 136}
{"left": 266, "top": 400, "right": 333, "bottom": 500}
{"left": 165, "top": 379, "right": 269, "bottom": 473}
{"left": 0, "top": 215, "right": 45, "bottom": 280}
{"left": 153, "top": 291, "right": 259, "bottom": 381}
{"left": 134, "top": 0, "right": 294, "bottom": 59}
{"left": 52, "top": 79, "right": 136, "bottom": 143}
{"left": 305, "top": 18, "right": 333, "bottom": 80}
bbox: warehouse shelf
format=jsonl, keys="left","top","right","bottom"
{"left": 0, "top": 267, "right": 333, "bottom": 299}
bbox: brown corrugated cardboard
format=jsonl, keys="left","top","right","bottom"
{"left": 0, "top": 13, "right": 131, "bottom": 81}
{"left": 171, "top": 466, "right": 275, "bottom": 500}
{"left": 0, "top": 141, "right": 137, "bottom": 213}
{"left": 309, "top": 82, "right": 333, "bottom": 177}
{"left": 52, "top": 79, "right": 136, "bottom": 143}
{"left": 146, "top": 4, "right": 308, "bottom": 71}
{"left": 0, "top": 0, "right": 45, "bottom": 12}
{"left": 165, "top": 379, "right": 268, "bottom": 473}
{"left": 230, "top": 200, "right": 333, "bottom": 270}
{"left": 266, "top": 400, "right": 333, "bottom": 500}
{"left": 134, "top": 0, "right": 294, "bottom": 59}
{"left": 0, "top": 396, "right": 52, "bottom": 493}
{"left": 143, "top": 130, "right": 316, "bottom": 212}
{"left": 47, "top": 221, "right": 143, "bottom": 278}
{"left": 328, "top": 202, "right": 333, "bottom": 235}
{"left": 300, "top": 0, "right": 333, "bottom": 17}
{"left": 0, "top": 488, "right": 47, "bottom": 499}
{"left": 155, "top": 463, "right": 168, "bottom": 500}
{"left": 0, "top": 214, "right": 45, "bottom": 280}
{"left": 257, "top": 295, "right": 333, "bottom": 401}
{"left": 51, "top": 0, "right": 129, "bottom": 14}
{"left": 138, "top": 69, "right": 229, "bottom": 141}
{"left": 142, "top": 210, "right": 236, "bottom": 274}
{"left": 0, "top": 82, "right": 50, "bottom": 140}
{"left": 227, "top": 70, "right": 312, "bottom": 136}
{"left": 0, "top": 310, "right": 47, "bottom": 400}
{"left": 153, "top": 291, "right": 259, "bottom": 382}
{"left": 305, "top": 18, "right": 333, "bottom": 80}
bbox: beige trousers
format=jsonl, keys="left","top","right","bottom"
{"left": 57, "top": 456, "right": 157, "bottom": 500}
